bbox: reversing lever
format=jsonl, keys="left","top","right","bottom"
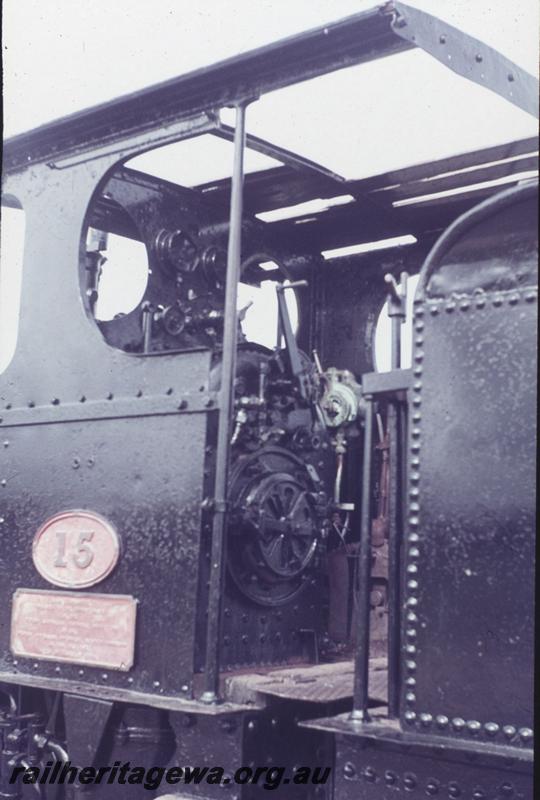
{"left": 275, "top": 280, "right": 310, "bottom": 401}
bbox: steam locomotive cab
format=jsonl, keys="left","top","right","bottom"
{"left": 81, "top": 162, "right": 368, "bottom": 674}
{"left": 1, "top": 3, "right": 537, "bottom": 799}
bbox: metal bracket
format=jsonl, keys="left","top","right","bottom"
{"left": 391, "top": 1, "right": 539, "bottom": 119}
{"left": 201, "top": 498, "right": 229, "bottom": 513}
{"left": 362, "top": 368, "right": 412, "bottom": 398}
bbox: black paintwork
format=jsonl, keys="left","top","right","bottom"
{"left": 334, "top": 733, "right": 533, "bottom": 800}
{"left": 1, "top": 4, "right": 537, "bottom": 797}
{"left": 400, "top": 185, "right": 537, "bottom": 744}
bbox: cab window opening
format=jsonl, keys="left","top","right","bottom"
{"left": 81, "top": 131, "right": 300, "bottom": 355}
{"left": 0, "top": 203, "right": 25, "bottom": 374}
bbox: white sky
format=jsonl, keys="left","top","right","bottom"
{"left": 1, "top": 0, "right": 539, "bottom": 369}
{"left": 2, "top": 0, "right": 538, "bottom": 140}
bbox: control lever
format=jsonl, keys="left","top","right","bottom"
{"left": 237, "top": 299, "right": 254, "bottom": 322}
{"left": 384, "top": 271, "right": 408, "bottom": 370}
{"left": 275, "top": 281, "right": 310, "bottom": 401}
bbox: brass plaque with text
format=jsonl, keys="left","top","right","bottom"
{"left": 11, "top": 589, "right": 137, "bottom": 671}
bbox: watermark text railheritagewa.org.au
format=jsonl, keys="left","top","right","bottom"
{"left": 10, "top": 761, "right": 332, "bottom": 792}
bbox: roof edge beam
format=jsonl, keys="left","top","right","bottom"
{"left": 214, "top": 124, "right": 346, "bottom": 184}
{"left": 391, "top": 1, "right": 539, "bottom": 119}
{"left": 3, "top": 6, "right": 411, "bottom": 172}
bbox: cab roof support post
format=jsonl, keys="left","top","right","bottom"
{"left": 351, "top": 395, "right": 375, "bottom": 721}
{"left": 201, "top": 100, "right": 249, "bottom": 704}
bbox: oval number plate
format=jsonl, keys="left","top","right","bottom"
{"left": 32, "top": 510, "right": 120, "bottom": 589}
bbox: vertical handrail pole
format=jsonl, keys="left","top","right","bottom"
{"left": 201, "top": 101, "right": 248, "bottom": 703}
{"left": 387, "top": 401, "right": 400, "bottom": 717}
{"left": 385, "top": 270, "right": 408, "bottom": 718}
{"left": 351, "top": 396, "right": 374, "bottom": 719}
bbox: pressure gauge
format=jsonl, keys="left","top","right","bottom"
{"left": 154, "top": 228, "right": 199, "bottom": 273}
